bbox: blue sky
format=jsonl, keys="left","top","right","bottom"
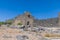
{"left": 0, "top": 0, "right": 60, "bottom": 21}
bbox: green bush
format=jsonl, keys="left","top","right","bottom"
{"left": 5, "top": 20, "right": 12, "bottom": 25}
{"left": 6, "top": 22, "right": 12, "bottom": 25}
{"left": 18, "top": 23, "right": 22, "bottom": 25}
{"left": 0, "top": 22, "right": 5, "bottom": 26}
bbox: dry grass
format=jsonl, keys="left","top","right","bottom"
{"left": 44, "top": 33, "right": 60, "bottom": 37}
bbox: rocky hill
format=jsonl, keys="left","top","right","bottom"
{"left": 4, "top": 12, "right": 59, "bottom": 27}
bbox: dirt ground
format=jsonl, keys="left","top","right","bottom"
{"left": 0, "top": 27, "right": 41, "bottom": 40}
